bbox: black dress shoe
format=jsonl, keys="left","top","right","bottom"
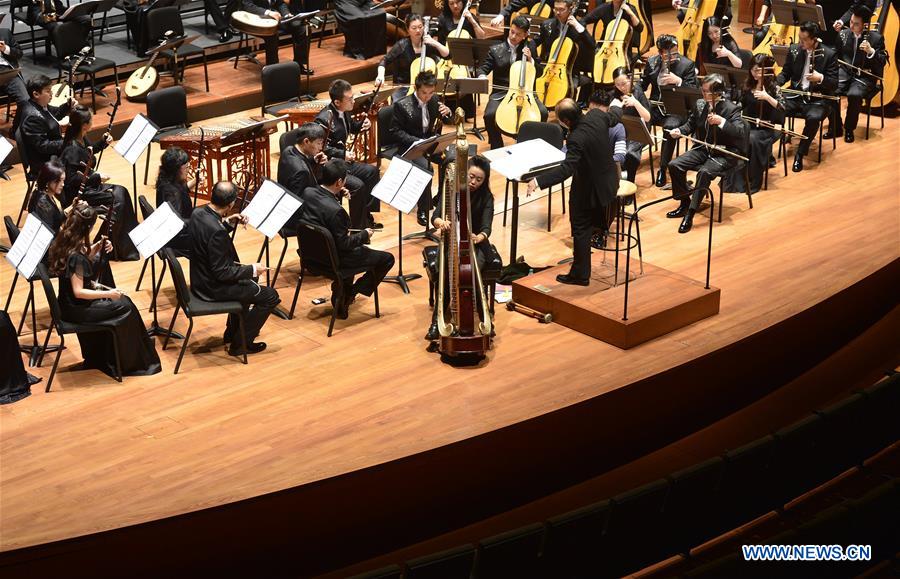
{"left": 655, "top": 170, "right": 667, "bottom": 188}
{"left": 556, "top": 274, "right": 589, "bottom": 286}
{"left": 353, "top": 53, "right": 367, "bottom": 61}
{"left": 666, "top": 204, "right": 688, "bottom": 218}
{"left": 678, "top": 210, "right": 694, "bottom": 234}
{"left": 425, "top": 322, "right": 439, "bottom": 341}
{"left": 228, "top": 341, "right": 267, "bottom": 356}
{"left": 417, "top": 210, "right": 428, "bottom": 226}
{"left": 823, "top": 128, "right": 843, "bottom": 140}
{"left": 792, "top": 154, "right": 804, "bottom": 173}
{"left": 218, "top": 29, "right": 233, "bottom": 43}
{"left": 300, "top": 65, "right": 314, "bottom": 75}
{"left": 367, "top": 217, "right": 384, "bottom": 230}
{"left": 844, "top": 131, "right": 855, "bottom": 143}
{"left": 768, "top": 155, "right": 777, "bottom": 168}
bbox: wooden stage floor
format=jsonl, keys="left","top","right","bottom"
{"left": 1, "top": 16, "right": 899, "bottom": 573}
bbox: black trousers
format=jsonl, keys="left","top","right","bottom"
{"left": 623, "top": 139, "right": 644, "bottom": 183}
{"left": 337, "top": 247, "right": 395, "bottom": 298}
{"left": 345, "top": 161, "right": 380, "bottom": 229}
{"left": 568, "top": 193, "right": 609, "bottom": 280}
{"left": 2, "top": 69, "right": 29, "bottom": 134}
{"left": 214, "top": 279, "right": 281, "bottom": 343}
{"left": 263, "top": 20, "right": 308, "bottom": 66}
{"left": 783, "top": 97, "right": 828, "bottom": 156}
{"left": 203, "top": 0, "right": 229, "bottom": 32}
{"left": 669, "top": 147, "right": 736, "bottom": 211}
{"left": 483, "top": 90, "right": 549, "bottom": 151}
{"left": 651, "top": 108, "right": 685, "bottom": 173}
{"left": 835, "top": 71, "right": 876, "bottom": 133}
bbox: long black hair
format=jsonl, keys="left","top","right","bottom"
{"left": 156, "top": 146, "right": 191, "bottom": 190}
{"left": 63, "top": 105, "right": 93, "bottom": 145}
{"left": 743, "top": 53, "right": 778, "bottom": 95}
{"left": 699, "top": 16, "right": 739, "bottom": 66}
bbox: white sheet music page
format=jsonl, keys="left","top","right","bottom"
{"left": 114, "top": 114, "right": 158, "bottom": 165}
{"left": 371, "top": 157, "right": 432, "bottom": 214}
{"left": 0, "top": 137, "right": 12, "bottom": 166}
{"left": 244, "top": 180, "right": 302, "bottom": 239}
{"left": 127, "top": 202, "right": 185, "bottom": 259}
{"left": 6, "top": 214, "right": 54, "bottom": 279}
{"left": 482, "top": 138, "right": 564, "bottom": 181}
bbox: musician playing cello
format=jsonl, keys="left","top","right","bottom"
{"left": 476, "top": 15, "right": 547, "bottom": 150}
{"left": 535, "top": 0, "right": 595, "bottom": 105}
{"left": 582, "top": 0, "right": 643, "bottom": 59}
{"left": 666, "top": 73, "right": 747, "bottom": 234}
{"left": 376, "top": 14, "right": 450, "bottom": 103}
{"left": 775, "top": 20, "right": 838, "bottom": 172}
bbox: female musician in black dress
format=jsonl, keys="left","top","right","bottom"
{"left": 698, "top": 16, "right": 743, "bottom": 72}
{"left": 376, "top": 14, "right": 450, "bottom": 102}
{"left": 59, "top": 105, "right": 140, "bottom": 261}
{"left": 27, "top": 161, "right": 68, "bottom": 233}
{"left": 724, "top": 53, "right": 783, "bottom": 194}
{"left": 610, "top": 67, "right": 652, "bottom": 183}
{"left": 155, "top": 147, "right": 200, "bottom": 254}
{"left": 47, "top": 204, "right": 161, "bottom": 378}
{"left": 436, "top": 0, "right": 485, "bottom": 41}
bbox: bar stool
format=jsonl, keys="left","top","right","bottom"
{"left": 603, "top": 179, "right": 643, "bottom": 286}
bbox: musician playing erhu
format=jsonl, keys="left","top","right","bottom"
{"left": 477, "top": 14, "right": 547, "bottom": 150}
{"left": 234, "top": 0, "right": 314, "bottom": 74}
{"left": 826, "top": 5, "right": 887, "bottom": 144}
{"left": 609, "top": 66, "right": 651, "bottom": 183}
{"left": 775, "top": 21, "right": 838, "bottom": 172}
{"left": 389, "top": 71, "right": 453, "bottom": 226}
{"left": 637, "top": 34, "right": 698, "bottom": 188}
{"left": 666, "top": 73, "right": 747, "bottom": 234}
{"left": 697, "top": 15, "right": 742, "bottom": 72}
{"left": 315, "top": 79, "right": 382, "bottom": 229}
{"left": 376, "top": 14, "right": 450, "bottom": 103}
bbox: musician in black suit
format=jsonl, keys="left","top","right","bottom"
{"left": 477, "top": 15, "right": 547, "bottom": 150}
{"left": 335, "top": 0, "right": 385, "bottom": 60}
{"left": 582, "top": 0, "right": 643, "bottom": 59}
{"left": 188, "top": 181, "right": 281, "bottom": 356}
{"left": 299, "top": 160, "right": 394, "bottom": 319}
{"left": 315, "top": 79, "right": 381, "bottom": 229}
{"left": 775, "top": 21, "right": 839, "bottom": 172}
{"left": 828, "top": 0, "right": 877, "bottom": 47}
{"left": 526, "top": 98, "right": 623, "bottom": 285}
{"left": 277, "top": 121, "right": 325, "bottom": 224}
{"left": 827, "top": 6, "right": 887, "bottom": 143}
{"left": 18, "top": 75, "right": 75, "bottom": 173}
{"left": 0, "top": 27, "right": 28, "bottom": 132}
{"left": 18, "top": 0, "right": 91, "bottom": 55}
{"left": 389, "top": 71, "right": 453, "bottom": 226}
{"left": 235, "top": 0, "right": 313, "bottom": 74}
{"left": 637, "top": 34, "right": 698, "bottom": 187}
{"left": 667, "top": 74, "right": 747, "bottom": 234}
{"left": 536, "top": 0, "right": 595, "bottom": 103}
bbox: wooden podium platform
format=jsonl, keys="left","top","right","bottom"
{"left": 512, "top": 254, "right": 721, "bottom": 349}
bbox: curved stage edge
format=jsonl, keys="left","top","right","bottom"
{"left": 1, "top": 258, "right": 897, "bottom": 578}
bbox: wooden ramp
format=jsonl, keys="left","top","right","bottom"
{"left": 512, "top": 254, "right": 721, "bottom": 349}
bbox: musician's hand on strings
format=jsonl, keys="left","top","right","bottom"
{"left": 715, "top": 45, "right": 731, "bottom": 59}
{"left": 490, "top": 14, "right": 504, "bottom": 28}
{"left": 438, "top": 102, "right": 452, "bottom": 117}
{"left": 669, "top": 128, "right": 683, "bottom": 139}
{"left": 360, "top": 117, "right": 371, "bottom": 132}
{"left": 102, "top": 132, "right": 113, "bottom": 144}
{"left": 660, "top": 72, "right": 681, "bottom": 87}
{"left": 434, "top": 218, "right": 451, "bottom": 232}
{"left": 523, "top": 46, "right": 533, "bottom": 62}
{"left": 622, "top": 95, "right": 636, "bottom": 109}
{"left": 833, "top": 19, "right": 843, "bottom": 32}
{"left": 707, "top": 113, "right": 725, "bottom": 127}
{"left": 464, "top": 7, "right": 476, "bottom": 22}
{"left": 753, "top": 90, "right": 778, "bottom": 107}
{"left": 805, "top": 70, "right": 823, "bottom": 85}
{"left": 860, "top": 39, "right": 874, "bottom": 56}
{"left": 314, "top": 151, "right": 328, "bottom": 165}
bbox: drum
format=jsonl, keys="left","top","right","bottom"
{"left": 230, "top": 10, "right": 280, "bottom": 37}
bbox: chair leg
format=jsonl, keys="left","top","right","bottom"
{"left": 865, "top": 98, "right": 871, "bottom": 140}
{"left": 203, "top": 52, "right": 210, "bottom": 92}
{"left": 90, "top": 72, "right": 96, "bottom": 111}
{"left": 173, "top": 318, "right": 193, "bottom": 374}
{"left": 108, "top": 328, "right": 122, "bottom": 382}
{"left": 162, "top": 304, "right": 180, "bottom": 351}
{"left": 374, "top": 286, "right": 380, "bottom": 318}
{"left": 561, "top": 182, "right": 566, "bottom": 214}
{"left": 327, "top": 307, "right": 337, "bottom": 337}
{"left": 288, "top": 270, "right": 304, "bottom": 320}
{"left": 745, "top": 166, "right": 753, "bottom": 209}
{"left": 45, "top": 333, "right": 64, "bottom": 393}
{"left": 237, "top": 314, "right": 248, "bottom": 365}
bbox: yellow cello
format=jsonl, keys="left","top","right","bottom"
{"left": 593, "top": 0, "right": 652, "bottom": 56}
{"left": 519, "top": 0, "right": 552, "bottom": 19}
{"left": 495, "top": 55, "right": 542, "bottom": 136}
{"left": 676, "top": 0, "right": 717, "bottom": 62}
{"left": 536, "top": 21, "right": 577, "bottom": 108}
{"left": 408, "top": 17, "right": 438, "bottom": 96}
{"left": 437, "top": 0, "right": 479, "bottom": 85}
{"left": 593, "top": 3, "right": 632, "bottom": 84}
{"left": 873, "top": 0, "right": 900, "bottom": 106}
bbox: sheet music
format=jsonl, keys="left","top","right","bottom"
{"left": 401, "top": 134, "right": 439, "bottom": 158}
{"left": 6, "top": 214, "right": 54, "bottom": 279}
{"left": 127, "top": 202, "right": 185, "bottom": 259}
{"left": 371, "top": 157, "right": 433, "bottom": 214}
{"left": 0, "top": 137, "right": 12, "bottom": 166}
{"left": 243, "top": 179, "right": 302, "bottom": 239}
{"left": 483, "top": 138, "right": 564, "bottom": 181}
{"left": 114, "top": 114, "right": 158, "bottom": 166}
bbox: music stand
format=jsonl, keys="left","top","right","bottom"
{"left": 770, "top": 1, "right": 825, "bottom": 35}
{"left": 146, "top": 34, "right": 201, "bottom": 87}
{"left": 620, "top": 115, "right": 659, "bottom": 183}
{"left": 352, "top": 88, "right": 392, "bottom": 113}
{"left": 771, "top": 45, "right": 790, "bottom": 67}
{"left": 400, "top": 132, "right": 456, "bottom": 241}
{"left": 437, "top": 72, "right": 491, "bottom": 139}
{"left": 660, "top": 86, "right": 701, "bottom": 118}
{"left": 703, "top": 63, "right": 749, "bottom": 100}
{"left": 0, "top": 68, "right": 22, "bottom": 89}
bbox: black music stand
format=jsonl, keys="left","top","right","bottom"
{"left": 770, "top": 1, "right": 825, "bottom": 39}
{"left": 446, "top": 38, "right": 495, "bottom": 136}
{"left": 506, "top": 161, "right": 560, "bottom": 264}
{"left": 703, "top": 63, "right": 749, "bottom": 101}
{"left": 660, "top": 86, "right": 701, "bottom": 118}
{"left": 438, "top": 74, "right": 491, "bottom": 139}
{"left": 400, "top": 132, "right": 456, "bottom": 242}
{"left": 771, "top": 45, "right": 790, "bottom": 67}
{"left": 146, "top": 34, "right": 201, "bottom": 87}
{"left": 286, "top": 10, "right": 324, "bottom": 100}
{"left": 620, "top": 115, "right": 659, "bottom": 184}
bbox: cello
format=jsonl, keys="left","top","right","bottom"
{"left": 593, "top": 0, "right": 652, "bottom": 56}
{"left": 407, "top": 17, "right": 439, "bottom": 96}
{"left": 535, "top": 20, "right": 577, "bottom": 108}
{"left": 873, "top": 0, "right": 900, "bottom": 106}
{"left": 593, "top": 2, "right": 632, "bottom": 85}
{"left": 495, "top": 46, "right": 542, "bottom": 136}
{"left": 675, "top": 0, "right": 717, "bottom": 62}
{"left": 435, "top": 108, "right": 492, "bottom": 359}
{"left": 437, "top": 0, "right": 480, "bottom": 94}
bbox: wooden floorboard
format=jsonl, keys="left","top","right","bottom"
{"left": 0, "top": 15, "right": 899, "bottom": 555}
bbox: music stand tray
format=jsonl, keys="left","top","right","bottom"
{"left": 621, "top": 115, "right": 654, "bottom": 147}
{"left": 771, "top": 45, "right": 790, "bottom": 67}
{"left": 447, "top": 38, "right": 497, "bottom": 70}
{"left": 60, "top": 0, "right": 101, "bottom": 20}
{"left": 660, "top": 86, "right": 701, "bottom": 118}
{"left": 145, "top": 34, "right": 201, "bottom": 56}
{"left": 703, "top": 63, "right": 749, "bottom": 91}
{"left": 770, "top": 0, "right": 825, "bottom": 30}
{"left": 352, "top": 88, "right": 391, "bottom": 113}
{"left": 0, "top": 68, "right": 22, "bottom": 87}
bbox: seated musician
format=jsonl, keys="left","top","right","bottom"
{"left": 19, "top": 0, "right": 91, "bottom": 57}
{"left": 0, "top": 26, "right": 28, "bottom": 134}
{"left": 278, "top": 121, "right": 326, "bottom": 225}
{"left": 536, "top": 0, "right": 595, "bottom": 105}
{"left": 752, "top": 0, "right": 772, "bottom": 48}
{"left": 698, "top": 16, "right": 743, "bottom": 72}
{"left": 672, "top": 0, "right": 730, "bottom": 26}
{"left": 582, "top": 0, "right": 643, "bottom": 61}
{"left": 637, "top": 34, "right": 698, "bottom": 187}
{"left": 832, "top": 0, "right": 878, "bottom": 33}
{"left": 489, "top": 0, "right": 541, "bottom": 28}
{"left": 477, "top": 14, "right": 547, "bottom": 151}
{"left": 18, "top": 75, "right": 75, "bottom": 174}
{"left": 437, "top": 0, "right": 485, "bottom": 41}
{"left": 667, "top": 73, "right": 747, "bottom": 234}
{"left": 315, "top": 79, "right": 381, "bottom": 230}
{"left": 188, "top": 181, "right": 281, "bottom": 356}
{"left": 376, "top": 14, "right": 450, "bottom": 103}
{"left": 59, "top": 105, "right": 140, "bottom": 261}
{"left": 827, "top": 0, "right": 876, "bottom": 46}
{"left": 156, "top": 147, "right": 203, "bottom": 254}
{"left": 299, "top": 160, "right": 394, "bottom": 320}
{"left": 28, "top": 161, "right": 68, "bottom": 234}
{"left": 47, "top": 203, "right": 161, "bottom": 377}
{"left": 234, "top": 0, "right": 314, "bottom": 74}
{"left": 723, "top": 53, "right": 783, "bottom": 194}
{"left": 775, "top": 21, "right": 838, "bottom": 172}
{"left": 610, "top": 66, "right": 652, "bottom": 183}
{"left": 334, "top": 0, "right": 383, "bottom": 61}
{"left": 827, "top": 5, "right": 887, "bottom": 144}
{"left": 389, "top": 71, "right": 453, "bottom": 226}
{"left": 425, "top": 154, "right": 495, "bottom": 341}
